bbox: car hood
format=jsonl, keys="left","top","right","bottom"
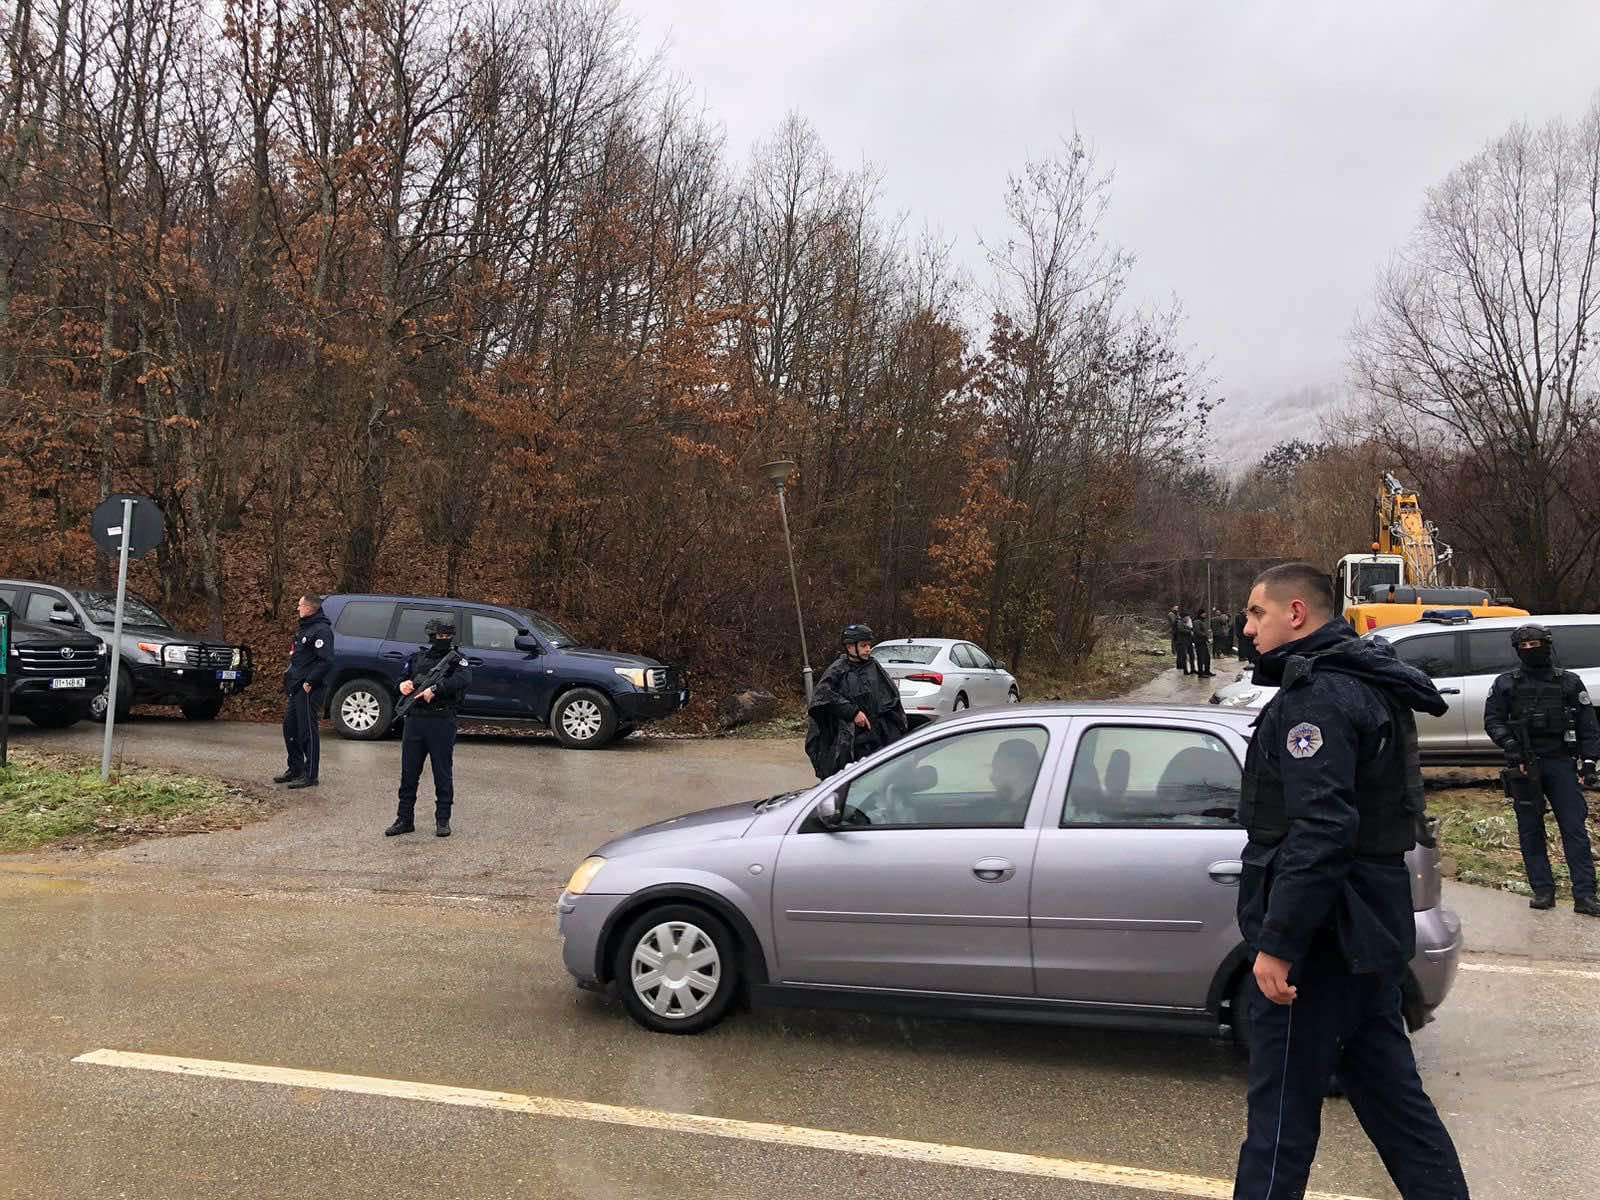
{"left": 594, "top": 799, "right": 760, "bottom": 857}
{"left": 559, "top": 647, "right": 665, "bottom": 669}
{"left": 3, "top": 619, "right": 101, "bottom": 649}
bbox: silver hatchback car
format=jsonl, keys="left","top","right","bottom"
{"left": 557, "top": 703, "right": 1463, "bottom": 1037}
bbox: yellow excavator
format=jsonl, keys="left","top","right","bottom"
{"left": 1333, "top": 472, "right": 1527, "bottom": 633}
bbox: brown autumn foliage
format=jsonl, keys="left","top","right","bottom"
{"left": 0, "top": 0, "right": 1212, "bottom": 718}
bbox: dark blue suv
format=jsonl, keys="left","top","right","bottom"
{"left": 320, "top": 595, "right": 688, "bottom": 749}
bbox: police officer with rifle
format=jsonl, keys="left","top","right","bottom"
{"left": 384, "top": 617, "right": 472, "bottom": 839}
{"left": 1484, "top": 623, "right": 1600, "bottom": 916}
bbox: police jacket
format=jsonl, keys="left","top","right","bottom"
{"left": 804, "top": 654, "right": 908, "bottom": 780}
{"left": 283, "top": 611, "right": 334, "bottom": 696}
{"left": 1484, "top": 666, "right": 1600, "bottom": 762}
{"left": 1238, "top": 619, "right": 1446, "bottom": 976}
{"left": 402, "top": 643, "right": 472, "bottom": 719}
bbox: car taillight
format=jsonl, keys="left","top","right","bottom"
{"left": 905, "top": 672, "right": 943, "bottom": 685}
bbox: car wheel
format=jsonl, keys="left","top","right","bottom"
{"left": 331, "top": 678, "right": 393, "bottom": 740}
{"left": 952, "top": 693, "right": 969, "bottom": 713}
{"left": 27, "top": 707, "right": 81, "bottom": 729}
{"left": 552, "top": 688, "right": 617, "bottom": 749}
{"left": 613, "top": 905, "right": 739, "bottom": 1034}
{"left": 90, "top": 669, "right": 133, "bottom": 723}
{"left": 181, "top": 697, "right": 225, "bottom": 721}
{"left": 1007, "top": 685, "right": 1020, "bottom": 704}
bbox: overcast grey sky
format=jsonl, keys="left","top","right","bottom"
{"left": 625, "top": 1, "right": 1600, "bottom": 468}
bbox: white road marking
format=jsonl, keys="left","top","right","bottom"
{"left": 1460, "top": 961, "right": 1600, "bottom": 982}
{"left": 73, "top": 1048, "right": 1377, "bottom": 1200}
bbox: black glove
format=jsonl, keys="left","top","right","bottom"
{"left": 1582, "top": 760, "right": 1599, "bottom": 789}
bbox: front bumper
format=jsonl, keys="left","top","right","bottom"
{"left": 1410, "top": 904, "right": 1464, "bottom": 1019}
{"left": 6, "top": 673, "right": 109, "bottom": 707}
{"left": 129, "top": 663, "right": 254, "bottom": 704}
{"left": 613, "top": 686, "right": 689, "bottom": 724}
{"left": 556, "top": 891, "right": 630, "bottom": 988}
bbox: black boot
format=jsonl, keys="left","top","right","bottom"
{"left": 435, "top": 821, "right": 451, "bottom": 838}
{"left": 287, "top": 777, "right": 318, "bottom": 789}
{"left": 273, "top": 770, "right": 302, "bottom": 784}
{"left": 1575, "top": 895, "right": 1600, "bottom": 917}
{"left": 1529, "top": 890, "right": 1557, "bottom": 910}
{"left": 384, "top": 819, "right": 415, "bottom": 837}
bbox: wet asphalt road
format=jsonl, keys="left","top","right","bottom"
{"left": 2, "top": 666, "right": 1598, "bottom": 1199}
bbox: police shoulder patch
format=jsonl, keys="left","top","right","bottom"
{"left": 314, "top": 639, "right": 325, "bottom": 648}
{"left": 1286, "top": 721, "right": 1323, "bottom": 760}
{"left": 1581, "top": 691, "right": 1593, "bottom": 706}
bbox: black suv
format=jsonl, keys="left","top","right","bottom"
{"left": 0, "top": 597, "right": 109, "bottom": 728}
{"left": 321, "top": 594, "right": 689, "bottom": 748}
{"left": 0, "top": 579, "right": 253, "bottom": 721}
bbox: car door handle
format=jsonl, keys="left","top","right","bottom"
{"left": 972, "top": 858, "right": 1016, "bottom": 883}
{"left": 1438, "top": 688, "right": 1461, "bottom": 695}
{"left": 466, "top": 657, "right": 484, "bottom": 666}
{"left": 380, "top": 651, "right": 406, "bottom": 660}
{"left": 1208, "top": 860, "right": 1243, "bottom": 885}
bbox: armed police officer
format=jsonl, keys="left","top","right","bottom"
{"left": 804, "top": 623, "right": 908, "bottom": 780}
{"left": 384, "top": 617, "right": 472, "bottom": 838}
{"left": 1234, "top": 563, "right": 1468, "bottom": 1199}
{"left": 1483, "top": 623, "right": 1600, "bottom": 916}
{"left": 275, "top": 594, "right": 333, "bottom": 789}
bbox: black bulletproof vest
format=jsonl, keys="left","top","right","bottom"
{"left": 1508, "top": 669, "right": 1577, "bottom": 757}
{"left": 1241, "top": 660, "right": 1419, "bottom": 856}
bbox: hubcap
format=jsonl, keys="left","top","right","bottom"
{"left": 90, "top": 691, "right": 108, "bottom": 719}
{"left": 561, "top": 698, "right": 604, "bottom": 741}
{"left": 630, "top": 921, "right": 720, "bottom": 1019}
{"left": 1008, "top": 689, "right": 1019, "bottom": 703}
{"left": 954, "top": 696, "right": 967, "bottom": 711}
{"left": 341, "top": 690, "right": 381, "bottom": 732}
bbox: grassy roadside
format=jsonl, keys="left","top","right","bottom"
{"left": 1425, "top": 769, "right": 1599, "bottom": 896}
{"left": 0, "top": 751, "right": 272, "bottom": 853}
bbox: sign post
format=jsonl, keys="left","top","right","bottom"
{"left": 90, "top": 493, "right": 165, "bottom": 782}
{"left": 1, "top": 609, "right": 10, "bottom": 769}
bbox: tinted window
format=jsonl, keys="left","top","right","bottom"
{"left": 871, "top": 643, "right": 941, "bottom": 665}
{"left": 1464, "top": 630, "right": 1521, "bottom": 677}
{"left": 24, "top": 592, "right": 60, "bottom": 623}
{"left": 334, "top": 600, "right": 396, "bottom": 640}
{"left": 467, "top": 611, "right": 520, "bottom": 650}
{"left": 394, "top": 606, "right": 454, "bottom": 645}
{"left": 840, "top": 726, "right": 1049, "bottom": 829}
{"left": 1393, "top": 633, "right": 1460, "bottom": 678}
{"left": 1063, "top": 725, "right": 1240, "bottom": 827}
{"left": 1551, "top": 625, "right": 1600, "bottom": 670}
{"left": 0, "top": 588, "right": 15, "bottom": 611}
{"left": 951, "top": 644, "right": 977, "bottom": 669}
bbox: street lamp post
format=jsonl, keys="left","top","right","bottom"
{"left": 761, "top": 459, "right": 814, "bottom": 700}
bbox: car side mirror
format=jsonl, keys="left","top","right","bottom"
{"left": 815, "top": 791, "right": 844, "bottom": 829}
{"left": 50, "top": 604, "right": 78, "bottom": 625}
{"left": 514, "top": 635, "right": 541, "bottom": 654}
{"left": 994, "top": 660, "right": 1006, "bottom": 672}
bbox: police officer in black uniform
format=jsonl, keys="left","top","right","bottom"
{"left": 384, "top": 617, "right": 472, "bottom": 838}
{"left": 803, "top": 623, "right": 908, "bottom": 780}
{"left": 274, "top": 594, "right": 333, "bottom": 789}
{"left": 1483, "top": 623, "right": 1600, "bottom": 916}
{"left": 1234, "top": 563, "right": 1468, "bottom": 1199}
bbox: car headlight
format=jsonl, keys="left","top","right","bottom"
{"left": 1220, "top": 688, "right": 1261, "bottom": 708}
{"left": 564, "top": 856, "right": 606, "bottom": 895}
{"left": 97, "top": 642, "right": 109, "bottom": 657}
{"left": 161, "top": 644, "right": 192, "bottom": 665}
{"left": 613, "top": 667, "right": 648, "bottom": 688}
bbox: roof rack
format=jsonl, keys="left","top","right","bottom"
{"left": 1418, "top": 609, "right": 1475, "bottom": 625}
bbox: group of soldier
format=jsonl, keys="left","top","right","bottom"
{"left": 1167, "top": 604, "right": 1256, "bottom": 677}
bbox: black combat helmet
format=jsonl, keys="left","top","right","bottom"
{"left": 1511, "top": 623, "right": 1551, "bottom": 647}
{"left": 841, "top": 623, "right": 875, "bottom": 646}
{"left": 424, "top": 617, "right": 457, "bottom": 643}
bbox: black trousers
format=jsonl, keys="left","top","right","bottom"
{"left": 397, "top": 717, "right": 456, "bottom": 823}
{"left": 282, "top": 688, "right": 321, "bottom": 781}
{"left": 1234, "top": 969, "right": 1468, "bottom": 1199}
{"left": 1514, "top": 757, "right": 1598, "bottom": 898}
{"left": 1174, "top": 641, "right": 1188, "bottom": 672}
{"left": 1194, "top": 638, "right": 1212, "bottom": 675}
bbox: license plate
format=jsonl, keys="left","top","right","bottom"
{"left": 217, "top": 669, "right": 240, "bottom": 681}
{"left": 51, "top": 677, "right": 87, "bottom": 690}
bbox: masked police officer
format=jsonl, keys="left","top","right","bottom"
{"left": 274, "top": 594, "right": 333, "bottom": 789}
{"left": 803, "top": 623, "right": 908, "bottom": 780}
{"left": 1483, "top": 623, "right": 1600, "bottom": 916}
{"left": 384, "top": 617, "right": 472, "bottom": 838}
{"left": 1235, "top": 562, "right": 1468, "bottom": 1199}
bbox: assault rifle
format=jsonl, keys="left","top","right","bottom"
{"left": 1500, "top": 716, "right": 1545, "bottom": 808}
{"left": 394, "top": 648, "right": 465, "bottom": 719}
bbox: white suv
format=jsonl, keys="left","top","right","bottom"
{"left": 1209, "top": 615, "right": 1600, "bottom": 764}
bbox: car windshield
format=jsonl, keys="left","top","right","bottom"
{"left": 871, "top": 643, "right": 941, "bottom": 664}
{"left": 71, "top": 590, "right": 171, "bottom": 629}
{"left": 511, "top": 607, "right": 579, "bottom": 649}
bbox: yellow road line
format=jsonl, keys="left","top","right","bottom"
{"left": 73, "top": 1048, "right": 1377, "bottom": 1200}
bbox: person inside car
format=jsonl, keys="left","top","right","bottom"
{"left": 989, "top": 737, "right": 1042, "bottom": 820}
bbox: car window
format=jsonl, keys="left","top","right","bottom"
{"left": 1063, "top": 725, "right": 1241, "bottom": 827}
{"left": 871, "top": 643, "right": 941, "bottom": 665}
{"left": 467, "top": 611, "right": 520, "bottom": 651}
{"left": 841, "top": 726, "right": 1049, "bottom": 829}
{"left": 1463, "top": 630, "right": 1521, "bottom": 677}
{"left": 1393, "top": 633, "right": 1460, "bottom": 678}
{"left": 1551, "top": 624, "right": 1600, "bottom": 670}
{"left": 23, "top": 592, "right": 58, "bottom": 623}
{"left": 510, "top": 607, "right": 578, "bottom": 649}
{"left": 0, "top": 588, "right": 14, "bottom": 612}
{"left": 950, "top": 644, "right": 977, "bottom": 669}
{"left": 968, "top": 645, "right": 996, "bottom": 669}
{"left": 334, "top": 600, "right": 396, "bottom": 640}
{"left": 393, "top": 606, "right": 454, "bottom": 645}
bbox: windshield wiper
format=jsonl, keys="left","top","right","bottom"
{"left": 753, "top": 791, "right": 801, "bottom": 813}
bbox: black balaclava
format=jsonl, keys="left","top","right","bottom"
{"left": 1517, "top": 642, "right": 1554, "bottom": 670}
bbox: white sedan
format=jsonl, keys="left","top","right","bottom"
{"left": 870, "top": 638, "right": 1020, "bottom": 724}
